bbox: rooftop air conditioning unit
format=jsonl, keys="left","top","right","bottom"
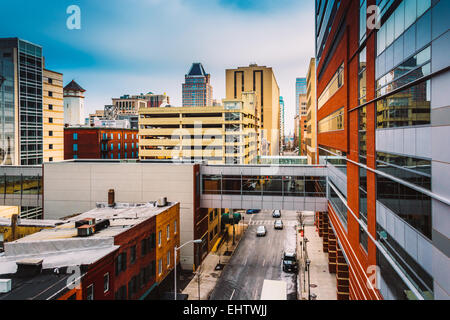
{"left": 75, "top": 218, "right": 96, "bottom": 228}
{"left": 0, "top": 279, "right": 11, "bottom": 293}
{"left": 77, "top": 225, "right": 95, "bottom": 237}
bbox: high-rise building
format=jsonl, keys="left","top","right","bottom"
{"left": 295, "top": 77, "right": 307, "bottom": 115}
{"left": 139, "top": 92, "right": 259, "bottom": 164}
{"left": 279, "top": 96, "right": 285, "bottom": 150}
{"left": 182, "top": 63, "right": 213, "bottom": 107}
{"left": 315, "top": 0, "right": 450, "bottom": 300}
{"left": 43, "top": 68, "right": 64, "bottom": 163}
{"left": 305, "top": 58, "right": 316, "bottom": 164}
{"left": 63, "top": 80, "right": 85, "bottom": 126}
{"left": 0, "top": 38, "right": 64, "bottom": 166}
{"left": 225, "top": 64, "right": 280, "bottom": 155}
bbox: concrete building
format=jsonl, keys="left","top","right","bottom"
{"left": 111, "top": 92, "right": 169, "bottom": 117}
{"left": 42, "top": 161, "right": 206, "bottom": 269}
{"left": 88, "top": 109, "right": 106, "bottom": 125}
{"left": 182, "top": 63, "right": 213, "bottom": 107}
{"left": 225, "top": 64, "right": 281, "bottom": 156}
{"left": 138, "top": 92, "right": 259, "bottom": 165}
{"left": 305, "top": 58, "right": 317, "bottom": 164}
{"left": 43, "top": 68, "right": 64, "bottom": 163}
{"left": 315, "top": 0, "right": 450, "bottom": 300}
{"left": 63, "top": 80, "right": 85, "bottom": 126}
{"left": 64, "top": 127, "right": 139, "bottom": 160}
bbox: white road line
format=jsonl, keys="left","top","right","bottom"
{"left": 230, "top": 289, "right": 235, "bottom": 300}
{"left": 262, "top": 259, "right": 266, "bottom": 267}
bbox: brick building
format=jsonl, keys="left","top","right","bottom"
{"left": 0, "top": 197, "right": 180, "bottom": 300}
{"left": 64, "top": 127, "right": 139, "bottom": 160}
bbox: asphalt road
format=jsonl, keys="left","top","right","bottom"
{"left": 210, "top": 210, "right": 298, "bottom": 300}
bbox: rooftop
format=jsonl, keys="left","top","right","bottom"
{"left": 187, "top": 62, "right": 208, "bottom": 77}
{"left": 63, "top": 80, "right": 86, "bottom": 92}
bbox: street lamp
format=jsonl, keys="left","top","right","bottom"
{"left": 306, "top": 259, "right": 311, "bottom": 300}
{"left": 174, "top": 239, "right": 202, "bottom": 300}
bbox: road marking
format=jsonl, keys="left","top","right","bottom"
{"left": 244, "top": 257, "right": 248, "bottom": 266}
{"left": 262, "top": 259, "right": 266, "bottom": 267}
{"left": 230, "top": 289, "right": 235, "bottom": 300}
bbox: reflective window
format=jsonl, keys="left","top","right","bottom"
{"left": 328, "top": 183, "right": 347, "bottom": 228}
{"left": 416, "top": 10, "right": 431, "bottom": 50}
{"left": 376, "top": 80, "right": 430, "bottom": 128}
{"left": 376, "top": 152, "right": 431, "bottom": 190}
{"left": 318, "top": 108, "right": 344, "bottom": 133}
{"left": 317, "top": 63, "right": 344, "bottom": 110}
{"left": 376, "top": 174, "right": 431, "bottom": 239}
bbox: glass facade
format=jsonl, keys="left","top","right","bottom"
{"left": 18, "top": 40, "right": 43, "bottom": 165}
{"left": 318, "top": 107, "right": 344, "bottom": 133}
{"left": 0, "top": 43, "right": 15, "bottom": 165}
{"left": 202, "top": 174, "right": 326, "bottom": 197}
{"left": 318, "top": 63, "right": 344, "bottom": 110}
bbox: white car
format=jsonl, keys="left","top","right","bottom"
{"left": 272, "top": 210, "right": 281, "bottom": 218}
{"left": 256, "top": 226, "right": 267, "bottom": 237}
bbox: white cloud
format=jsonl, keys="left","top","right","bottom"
{"left": 58, "top": 0, "right": 315, "bottom": 134}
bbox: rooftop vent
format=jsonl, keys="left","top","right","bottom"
{"left": 95, "top": 219, "right": 110, "bottom": 233}
{"left": 16, "top": 259, "right": 43, "bottom": 278}
{"left": 157, "top": 197, "right": 167, "bottom": 207}
{"left": 75, "top": 218, "right": 96, "bottom": 228}
{"left": 0, "top": 279, "right": 11, "bottom": 293}
{"left": 108, "top": 189, "right": 115, "bottom": 207}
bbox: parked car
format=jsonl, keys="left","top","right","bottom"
{"left": 274, "top": 220, "right": 283, "bottom": 230}
{"left": 272, "top": 210, "right": 281, "bottom": 218}
{"left": 282, "top": 251, "right": 298, "bottom": 273}
{"left": 246, "top": 209, "right": 261, "bottom": 214}
{"left": 256, "top": 226, "right": 267, "bottom": 237}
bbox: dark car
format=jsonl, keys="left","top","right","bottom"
{"left": 272, "top": 210, "right": 281, "bottom": 218}
{"left": 282, "top": 251, "right": 298, "bottom": 273}
{"left": 246, "top": 209, "right": 260, "bottom": 214}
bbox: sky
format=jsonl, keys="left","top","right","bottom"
{"left": 0, "top": 0, "right": 315, "bottom": 135}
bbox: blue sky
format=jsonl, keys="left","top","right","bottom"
{"left": 0, "top": 0, "right": 315, "bottom": 135}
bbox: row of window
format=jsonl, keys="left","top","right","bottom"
{"left": 101, "top": 133, "right": 137, "bottom": 140}
{"left": 317, "top": 63, "right": 344, "bottom": 110}
{"left": 318, "top": 107, "right": 344, "bottom": 133}
{"left": 115, "top": 234, "right": 156, "bottom": 276}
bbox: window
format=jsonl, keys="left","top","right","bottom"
{"left": 376, "top": 80, "right": 430, "bottom": 129}
{"left": 118, "top": 133, "right": 121, "bottom": 139}
{"left": 141, "top": 239, "right": 147, "bottom": 257}
{"left": 73, "top": 144, "right": 78, "bottom": 152}
{"left": 49, "top": 157, "right": 53, "bottom": 162}
{"left": 49, "top": 117, "right": 53, "bottom": 123}
{"left": 358, "top": 47, "right": 367, "bottom": 105}
{"left": 49, "top": 144, "right": 53, "bottom": 150}
{"left": 174, "top": 220, "right": 177, "bottom": 234}
{"left": 48, "top": 104, "right": 53, "bottom": 110}
{"left": 360, "top": 224, "right": 368, "bottom": 252}
{"left": 359, "top": 0, "right": 367, "bottom": 43}
{"left": 167, "top": 225, "right": 170, "bottom": 240}
{"left": 49, "top": 131, "right": 53, "bottom": 137}
{"left": 131, "top": 245, "right": 136, "bottom": 264}
{"left": 48, "top": 78, "right": 53, "bottom": 84}
{"left": 318, "top": 108, "right": 344, "bottom": 133}
{"left": 317, "top": 63, "right": 344, "bottom": 109}
{"left": 48, "top": 91, "right": 53, "bottom": 97}
{"left": 73, "top": 155, "right": 78, "bottom": 159}
{"left": 73, "top": 133, "right": 78, "bottom": 140}
{"left": 104, "top": 273, "right": 109, "bottom": 293}
{"left": 167, "top": 251, "right": 170, "bottom": 267}
{"left": 111, "top": 133, "right": 114, "bottom": 139}
{"left": 110, "top": 143, "right": 114, "bottom": 151}
{"left": 86, "top": 284, "right": 94, "bottom": 300}
{"left": 158, "top": 259, "right": 163, "bottom": 275}
{"left": 158, "top": 230, "right": 162, "bottom": 246}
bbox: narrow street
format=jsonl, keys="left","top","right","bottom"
{"left": 209, "top": 210, "right": 298, "bottom": 300}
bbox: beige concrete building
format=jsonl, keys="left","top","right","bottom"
{"left": 305, "top": 58, "right": 317, "bottom": 164}
{"left": 138, "top": 92, "right": 259, "bottom": 164}
{"left": 225, "top": 64, "right": 280, "bottom": 156}
{"left": 43, "top": 68, "right": 64, "bottom": 162}
{"left": 43, "top": 161, "right": 205, "bottom": 269}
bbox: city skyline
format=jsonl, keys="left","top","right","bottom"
{"left": 0, "top": 0, "right": 315, "bottom": 135}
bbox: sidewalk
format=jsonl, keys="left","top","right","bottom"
{"left": 182, "top": 221, "right": 247, "bottom": 300}
{"left": 297, "top": 222, "right": 337, "bottom": 300}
